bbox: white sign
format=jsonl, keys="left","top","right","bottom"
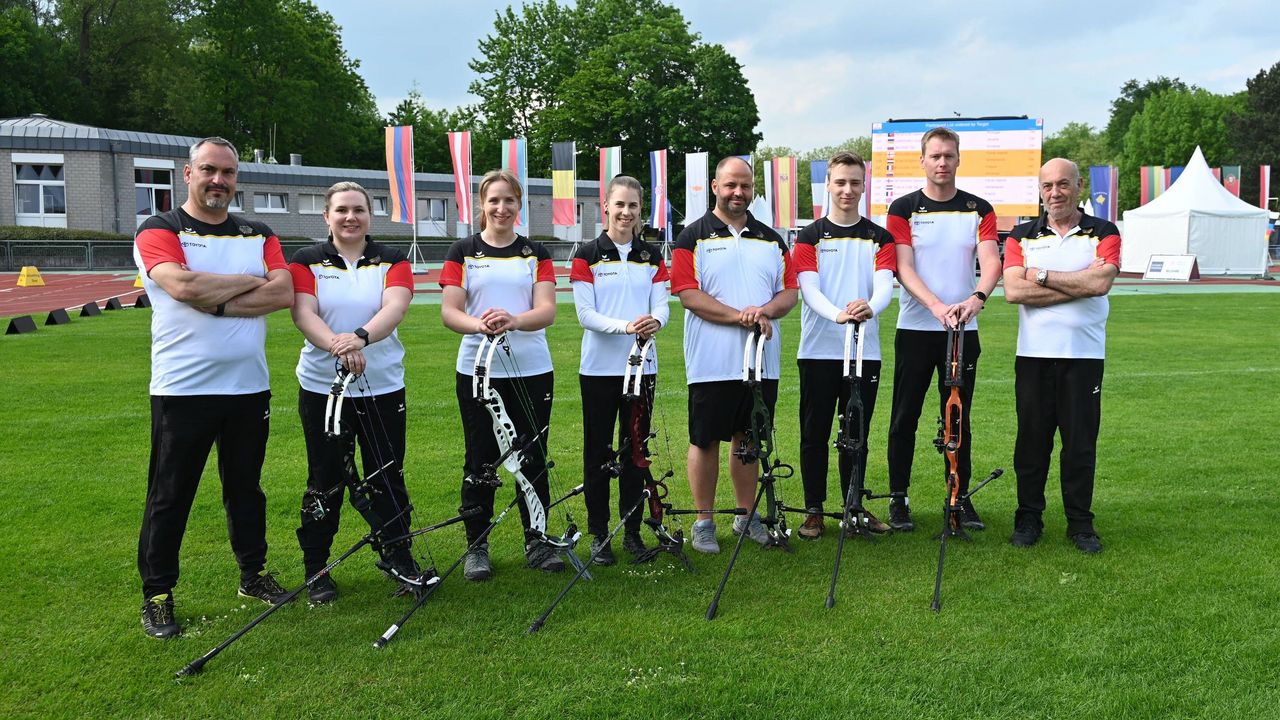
{"left": 1144, "top": 254, "right": 1199, "bottom": 281}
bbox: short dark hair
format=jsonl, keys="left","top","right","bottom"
{"left": 828, "top": 152, "right": 866, "bottom": 174}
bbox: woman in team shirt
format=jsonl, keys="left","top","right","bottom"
{"left": 288, "top": 181, "right": 421, "bottom": 604}
{"left": 569, "top": 175, "right": 670, "bottom": 564}
{"left": 439, "top": 169, "right": 560, "bottom": 581}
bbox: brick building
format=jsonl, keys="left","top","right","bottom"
{"left": 1, "top": 115, "right": 601, "bottom": 241}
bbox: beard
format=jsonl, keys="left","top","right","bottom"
{"left": 202, "top": 195, "right": 231, "bottom": 210}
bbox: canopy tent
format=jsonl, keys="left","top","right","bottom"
{"left": 1121, "top": 147, "right": 1269, "bottom": 275}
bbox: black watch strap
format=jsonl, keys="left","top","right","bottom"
{"left": 972, "top": 290, "right": 987, "bottom": 302}
{"left": 354, "top": 327, "right": 370, "bottom": 346}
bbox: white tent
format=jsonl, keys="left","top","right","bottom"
{"left": 1121, "top": 147, "right": 1269, "bottom": 275}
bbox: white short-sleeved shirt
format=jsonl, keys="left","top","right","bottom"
{"left": 289, "top": 240, "right": 415, "bottom": 395}
{"left": 134, "top": 208, "right": 287, "bottom": 395}
{"left": 1004, "top": 214, "right": 1122, "bottom": 359}
{"left": 439, "top": 234, "right": 556, "bottom": 378}
{"left": 670, "top": 211, "right": 798, "bottom": 383}
{"left": 886, "top": 189, "right": 998, "bottom": 332}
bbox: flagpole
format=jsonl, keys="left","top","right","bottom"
{"left": 408, "top": 135, "right": 424, "bottom": 272}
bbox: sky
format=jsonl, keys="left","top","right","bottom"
{"left": 313, "top": 0, "right": 1279, "bottom": 151}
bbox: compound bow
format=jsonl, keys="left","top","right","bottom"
{"left": 178, "top": 365, "right": 467, "bottom": 676}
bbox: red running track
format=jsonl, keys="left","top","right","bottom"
{"left": 0, "top": 273, "right": 145, "bottom": 319}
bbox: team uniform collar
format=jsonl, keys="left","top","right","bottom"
{"left": 706, "top": 210, "right": 764, "bottom": 238}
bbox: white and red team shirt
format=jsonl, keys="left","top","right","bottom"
{"left": 670, "top": 211, "right": 798, "bottom": 383}
{"left": 134, "top": 208, "right": 287, "bottom": 395}
{"left": 570, "top": 233, "right": 670, "bottom": 377}
{"left": 1004, "top": 213, "right": 1122, "bottom": 359}
{"left": 886, "top": 189, "right": 998, "bottom": 331}
{"left": 792, "top": 217, "right": 896, "bottom": 361}
{"left": 289, "top": 240, "right": 414, "bottom": 395}
{"left": 439, "top": 234, "right": 556, "bottom": 378}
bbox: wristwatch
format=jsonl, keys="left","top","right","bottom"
{"left": 354, "top": 327, "right": 370, "bottom": 346}
{"left": 971, "top": 290, "right": 988, "bottom": 303}
{"left": 1035, "top": 269, "right": 1049, "bottom": 287}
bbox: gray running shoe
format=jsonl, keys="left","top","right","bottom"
{"left": 690, "top": 519, "right": 720, "bottom": 554}
{"left": 463, "top": 542, "right": 492, "bottom": 581}
{"left": 732, "top": 512, "right": 770, "bottom": 545}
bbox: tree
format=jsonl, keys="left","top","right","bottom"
{"left": 50, "top": 0, "right": 197, "bottom": 134}
{"left": 1041, "top": 122, "right": 1113, "bottom": 200}
{"left": 0, "top": 5, "right": 72, "bottom": 118}
{"left": 182, "top": 0, "right": 382, "bottom": 168}
{"left": 1104, "top": 76, "right": 1193, "bottom": 156}
{"left": 386, "top": 88, "right": 454, "bottom": 174}
{"left": 466, "top": 0, "right": 761, "bottom": 220}
{"left": 1119, "top": 88, "right": 1244, "bottom": 211}
{"left": 1226, "top": 61, "right": 1280, "bottom": 208}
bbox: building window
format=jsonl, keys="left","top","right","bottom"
{"left": 298, "top": 193, "right": 324, "bottom": 214}
{"left": 14, "top": 163, "right": 67, "bottom": 227}
{"left": 427, "top": 198, "right": 446, "bottom": 222}
{"left": 373, "top": 196, "right": 388, "bottom": 216}
{"left": 229, "top": 191, "right": 245, "bottom": 212}
{"left": 253, "top": 192, "right": 288, "bottom": 212}
{"left": 134, "top": 168, "right": 173, "bottom": 226}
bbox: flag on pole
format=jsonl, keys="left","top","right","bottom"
{"left": 649, "top": 149, "right": 668, "bottom": 229}
{"left": 599, "top": 146, "right": 621, "bottom": 225}
{"left": 1212, "top": 167, "right": 1222, "bottom": 182}
{"left": 685, "top": 152, "right": 708, "bottom": 222}
{"left": 552, "top": 142, "right": 576, "bottom": 227}
{"left": 1088, "top": 166, "right": 1119, "bottom": 222}
{"left": 501, "top": 137, "right": 530, "bottom": 228}
{"left": 771, "top": 156, "right": 798, "bottom": 228}
{"left": 1262, "top": 165, "right": 1272, "bottom": 209}
{"left": 447, "top": 131, "right": 473, "bottom": 226}
{"left": 384, "top": 126, "right": 415, "bottom": 224}
{"left": 1140, "top": 165, "right": 1166, "bottom": 205}
{"left": 809, "top": 160, "right": 829, "bottom": 220}
{"left": 1221, "top": 165, "right": 1241, "bottom": 197}
{"left": 1168, "top": 166, "right": 1185, "bottom": 186}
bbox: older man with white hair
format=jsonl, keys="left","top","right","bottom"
{"left": 1002, "top": 158, "right": 1121, "bottom": 554}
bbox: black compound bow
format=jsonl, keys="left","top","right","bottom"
{"left": 178, "top": 365, "right": 467, "bottom": 676}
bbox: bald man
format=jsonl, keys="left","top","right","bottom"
{"left": 669, "top": 156, "right": 798, "bottom": 553}
{"left": 1003, "top": 158, "right": 1121, "bottom": 554}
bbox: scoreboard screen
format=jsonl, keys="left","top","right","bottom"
{"left": 870, "top": 117, "right": 1043, "bottom": 218}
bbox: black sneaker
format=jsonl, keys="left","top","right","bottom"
{"left": 621, "top": 529, "right": 647, "bottom": 557}
{"left": 308, "top": 575, "right": 338, "bottom": 604}
{"left": 959, "top": 497, "right": 985, "bottom": 530}
{"left": 1070, "top": 532, "right": 1103, "bottom": 554}
{"left": 526, "top": 540, "right": 566, "bottom": 573}
{"left": 888, "top": 498, "right": 915, "bottom": 532}
{"left": 589, "top": 535, "right": 616, "bottom": 566}
{"left": 463, "top": 542, "right": 492, "bottom": 581}
{"left": 238, "top": 571, "right": 290, "bottom": 605}
{"left": 141, "top": 593, "right": 180, "bottom": 639}
{"left": 376, "top": 552, "right": 426, "bottom": 587}
{"left": 1010, "top": 518, "right": 1043, "bottom": 547}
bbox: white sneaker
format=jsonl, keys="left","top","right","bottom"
{"left": 691, "top": 519, "right": 720, "bottom": 554}
{"left": 732, "top": 512, "right": 769, "bottom": 545}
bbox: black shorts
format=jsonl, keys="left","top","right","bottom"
{"left": 687, "top": 379, "right": 779, "bottom": 448}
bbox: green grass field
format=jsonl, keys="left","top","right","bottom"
{"left": 1, "top": 292, "right": 1277, "bottom": 719}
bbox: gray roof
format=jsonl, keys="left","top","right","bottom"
{"left": 1, "top": 115, "right": 593, "bottom": 196}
